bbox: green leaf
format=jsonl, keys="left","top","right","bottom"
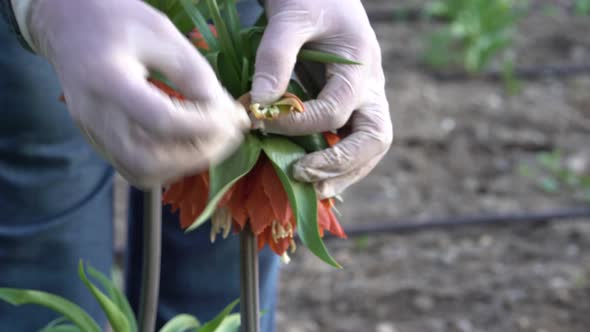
{"left": 40, "top": 316, "right": 70, "bottom": 330}
{"left": 206, "top": 0, "right": 240, "bottom": 71}
{"left": 287, "top": 80, "right": 311, "bottom": 101}
{"left": 205, "top": 52, "right": 220, "bottom": 74}
{"left": 240, "top": 57, "right": 250, "bottom": 94}
{"left": 0, "top": 289, "right": 100, "bottom": 332}
{"left": 86, "top": 266, "right": 138, "bottom": 332}
{"left": 159, "top": 314, "right": 201, "bottom": 332}
{"left": 261, "top": 136, "right": 341, "bottom": 268}
{"left": 78, "top": 262, "right": 131, "bottom": 332}
{"left": 218, "top": 52, "right": 243, "bottom": 97}
{"left": 297, "top": 49, "right": 361, "bottom": 65}
{"left": 197, "top": 299, "right": 239, "bottom": 332}
{"left": 240, "top": 27, "right": 264, "bottom": 60}
{"left": 538, "top": 176, "right": 559, "bottom": 193}
{"left": 253, "top": 11, "right": 268, "bottom": 27}
{"left": 186, "top": 134, "right": 262, "bottom": 232}
{"left": 180, "top": 0, "right": 219, "bottom": 52}
{"left": 222, "top": 0, "right": 244, "bottom": 56}
{"left": 288, "top": 134, "right": 329, "bottom": 153}
{"left": 39, "top": 325, "right": 81, "bottom": 332}
{"left": 213, "top": 314, "right": 240, "bottom": 332}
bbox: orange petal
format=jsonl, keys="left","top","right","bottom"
{"left": 244, "top": 160, "right": 274, "bottom": 235}
{"left": 323, "top": 132, "right": 340, "bottom": 147}
{"left": 190, "top": 173, "right": 210, "bottom": 221}
{"left": 318, "top": 199, "right": 347, "bottom": 238}
{"left": 148, "top": 78, "right": 185, "bottom": 100}
{"left": 180, "top": 199, "right": 195, "bottom": 229}
{"left": 227, "top": 177, "right": 249, "bottom": 229}
{"left": 261, "top": 159, "right": 293, "bottom": 226}
{"left": 163, "top": 181, "right": 185, "bottom": 205}
{"left": 257, "top": 227, "right": 270, "bottom": 252}
{"left": 268, "top": 233, "right": 291, "bottom": 256}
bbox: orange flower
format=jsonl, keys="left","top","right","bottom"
{"left": 163, "top": 154, "right": 346, "bottom": 260}
{"left": 189, "top": 26, "right": 218, "bottom": 51}
{"left": 154, "top": 78, "right": 346, "bottom": 261}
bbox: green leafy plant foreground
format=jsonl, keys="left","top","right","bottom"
{"left": 0, "top": 261, "right": 240, "bottom": 332}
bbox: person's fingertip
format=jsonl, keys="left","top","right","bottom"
{"left": 250, "top": 73, "right": 283, "bottom": 105}
{"left": 316, "top": 181, "right": 337, "bottom": 200}
{"left": 292, "top": 162, "right": 313, "bottom": 182}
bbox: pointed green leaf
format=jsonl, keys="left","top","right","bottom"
{"left": 206, "top": 0, "right": 240, "bottom": 71}
{"left": 0, "top": 289, "right": 100, "bottom": 332}
{"left": 253, "top": 11, "right": 267, "bottom": 27}
{"left": 39, "top": 325, "right": 81, "bottom": 332}
{"left": 261, "top": 136, "right": 341, "bottom": 268}
{"left": 222, "top": 0, "right": 244, "bottom": 55}
{"left": 159, "top": 314, "right": 201, "bottom": 332}
{"left": 86, "top": 266, "right": 138, "bottom": 332}
{"left": 213, "top": 314, "right": 240, "bottom": 332}
{"left": 297, "top": 49, "right": 361, "bottom": 65}
{"left": 180, "top": 0, "right": 219, "bottom": 52}
{"left": 240, "top": 57, "right": 250, "bottom": 94}
{"left": 78, "top": 262, "right": 131, "bottom": 332}
{"left": 197, "top": 299, "right": 239, "bottom": 332}
{"left": 240, "top": 27, "right": 264, "bottom": 60}
{"left": 205, "top": 52, "right": 220, "bottom": 74}
{"left": 288, "top": 134, "right": 329, "bottom": 153}
{"left": 40, "top": 316, "right": 70, "bottom": 331}
{"left": 186, "top": 134, "right": 262, "bottom": 232}
{"left": 217, "top": 52, "right": 243, "bottom": 97}
{"left": 287, "top": 80, "right": 311, "bottom": 101}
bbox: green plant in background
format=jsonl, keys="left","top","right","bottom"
{"left": 0, "top": 261, "right": 240, "bottom": 332}
{"left": 519, "top": 150, "right": 590, "bottom": 201}
{"left": 424, "top": 0, "right": 523, "bottom": 91}
{"left": 575, "top": 0, "right": 590, "bottom": 16}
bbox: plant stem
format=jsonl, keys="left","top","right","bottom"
{"left": 138, "top": 187, "right": 162, "bottom": 332}
{"left": 240, "top": 225, "right": 259, "bottom": 332}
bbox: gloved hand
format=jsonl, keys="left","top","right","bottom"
{"left": 251, "top": 0, "right": 393, "bottom": 199}
{"left": 21, "top": 0, "right": 250, "bottom": 188}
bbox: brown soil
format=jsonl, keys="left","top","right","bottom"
{"left": 276, "top": 1, "right": 590, "bottom": 331}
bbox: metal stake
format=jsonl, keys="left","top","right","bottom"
{"left": 240, "top": 225, "right": 259, "bottom": 332}
{"left": 138, "top": 187, "right": 162, "bottom": 332}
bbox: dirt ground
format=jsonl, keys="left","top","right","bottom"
{"left": 109, "top": 1, "right": 590, "bottom": 331}
{"left": 274, "top": 1, "right": 590, "bottom": 331}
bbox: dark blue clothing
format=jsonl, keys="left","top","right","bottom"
{"left": 0, "top": 1, "right": 278, "bottom": 331}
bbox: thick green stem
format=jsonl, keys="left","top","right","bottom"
{"left": 138, "top": 188, "right": 162, "bottom": 332}
{"left": 240, "top": 225, "right": 259, "bottom": 332}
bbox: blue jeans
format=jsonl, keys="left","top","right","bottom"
{"left": 0, "top": 1, "right": 278, "bottom": 331}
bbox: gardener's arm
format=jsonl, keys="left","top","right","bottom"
{"left": 7, "top": 0, "right": 250, "bottom": 188}
{"left": 251, "top": 0, "right": 393, "bottom": 199}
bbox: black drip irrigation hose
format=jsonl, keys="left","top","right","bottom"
{"left": 113, "top": 207, "right": 590, "bottom": 261}
{"left": 323, "top": 206, "right": 590, "bottom": 239}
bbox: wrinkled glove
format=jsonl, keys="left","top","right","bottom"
{"left": 251, "top": 0, "right": 393, "bottom": 199}
{"left": 20, "top": 0, "right": 250, "bottom": 188}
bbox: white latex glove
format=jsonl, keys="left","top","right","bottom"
{"left": 20, "top": 0, "right": 250, "bottom": 188}
{"left": 251, "top": 0, "right": 393, "bottom": 199}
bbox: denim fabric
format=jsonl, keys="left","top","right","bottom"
{"left": 125, "top": 2, "right": 280, "bottom": 330}
{"left": 0, "top": 0, "right": 279, "bottom": 331}
{"left": 0, "top": 17, "right": 114, "bottom": 331}
{"left": 126, "top": 190, "right": 280, "bottom": 331}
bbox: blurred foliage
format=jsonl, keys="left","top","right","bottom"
{"left": 575, "top": 0, "right": 590, "bottom": 15}
{"left": 519, "top": 151, "right": 590, "bottom": 202}
{"left": 424, "top": 0, "right": 526, "bottom": 92}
